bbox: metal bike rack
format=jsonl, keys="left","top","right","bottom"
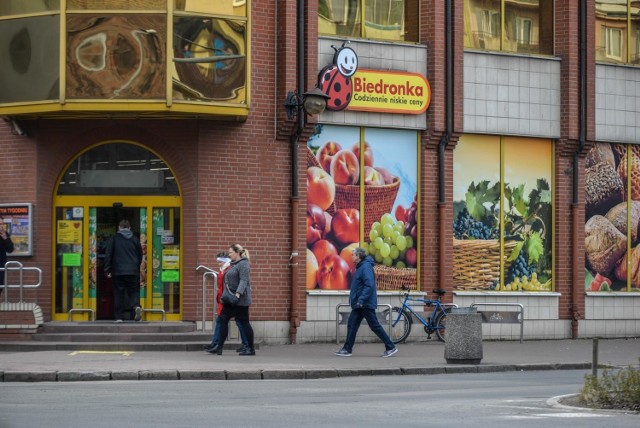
{"left": 1, "top": 261, "right": 43, "bottom": 303}
{"left": 470, "top": 302, "right": 524, "bottom": 343}
{"left": 196, "top": 265, "right": 218, "bottom": 332}
{"left": 335, "top": 303, "right": 392, "bottom": 345}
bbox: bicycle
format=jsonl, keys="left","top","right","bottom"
{"left": 386, "top": 287, "right": 450, "bottom": 343}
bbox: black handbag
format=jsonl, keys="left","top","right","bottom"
{"left": 220, "top": 283, "right": 239, "bottom": 306}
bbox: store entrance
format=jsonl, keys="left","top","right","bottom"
{"left": 95, "top": 206, "right": 140, "bottom": 320}
{"left": 52, "top": 142, "right": 182, "bottom": 322}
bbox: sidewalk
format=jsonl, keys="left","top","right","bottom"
{"left": 1, "top": 338, "right": 638, "bottom": 382}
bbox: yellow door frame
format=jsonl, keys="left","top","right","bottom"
{"left": 52, "top": 195, "right": 182, "bottom": 321}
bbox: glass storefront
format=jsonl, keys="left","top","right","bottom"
{"left": 53, "top": 142, "right": 182, "bottom": 321}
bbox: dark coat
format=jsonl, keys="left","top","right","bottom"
{"left": 349, "top": 255, "right": 378, "bottom": 309}
{"left": 0, "top": 234, "right": 14, "bottom": 283}
{"left": 104, "top": 229, "right": 142, "bottom": 277}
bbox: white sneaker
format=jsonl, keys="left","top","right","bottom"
{"left": 114, "top": 319, "right": 123, "bottom": 324}
{"left": 134, "top": 306, "right": 142, "bottom": 322}
{"left": 334, "top": 348, "right": 352, "bottom": 357}
{"left": 381, "top": 347, "right": 398, "bottom": 358}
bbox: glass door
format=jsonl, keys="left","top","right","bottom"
{"left": 53, "top": 196, "right": 181, "bottom": 321}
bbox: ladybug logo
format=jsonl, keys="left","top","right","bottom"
{"left": 318, "top": 42, "right": 358, "bottom": 112}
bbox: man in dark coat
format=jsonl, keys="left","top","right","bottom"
{"left": 104, "top": 219, "right": 143, "bottom": 322}
{"left": 0, "top": 224, "right": 14, "bottom": 295}
{"left": 335, "top": 247, "right": 398, "bottom": 357}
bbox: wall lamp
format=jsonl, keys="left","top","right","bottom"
{"left": 285, "top": 87, "right": 331, "bottom": 120}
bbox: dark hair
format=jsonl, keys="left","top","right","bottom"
{"left": 118, "top": 219, "right": 130, "bottom": 229}
{"left": 230, "top": 244, "right": 250, "bottom": 260}
{"left": 216, "top": 251, "right": 228, "bottom": 258}
{"left": 353, "top": 247, "right": 367, "bottom": 259}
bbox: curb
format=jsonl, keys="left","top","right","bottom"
{"left": 0, "top": 362, "right": 593, "bottom": 383}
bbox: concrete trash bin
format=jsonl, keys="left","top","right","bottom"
{"left": 444, "top": 307, "right": 483, "bottom": 364}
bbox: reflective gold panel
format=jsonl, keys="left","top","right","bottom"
{"left": 67, "top": 0, "right": 166, "bottom": 10}
{"left": 172, "top": 16, "right": 246, "bottom": 102}
{"left": 0, "top": 0, "right": 60, "bottom": 16}
{"left": 66, "top": 14, "right": 166, "bottom": 99}
{"left": 174, "top": 0, "right": 247, "bottom": 17}
{"left": 0, "top": 15, "right": 60, "bottom": 103}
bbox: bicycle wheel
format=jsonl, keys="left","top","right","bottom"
{"left": 434, "top": 310, "right": 447, "bottom": 342}
{"left": 385, "top": 307, "right": 411, "bottom": 344}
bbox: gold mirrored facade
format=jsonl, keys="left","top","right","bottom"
{"left": 0, "top": 0, "right": 249, "bottom": 118}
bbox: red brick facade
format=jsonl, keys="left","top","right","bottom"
{"left": 2, "top": 1, "right": 632, "bottom": 342}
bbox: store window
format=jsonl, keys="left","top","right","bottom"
{"left": 453, "top": 135, "right": 553, "bottom": 292}
{"left": 319, "top": 0, "right": 419, "bottom": 43}
{"left": 595, "top": 0, "right": 640, "bottom": 65}
{"left": 306, "top": 125, "right": 419, "bottom": 291}
{"left": 57, "top": 142, "right": 179, "bottom": 196}
{"left": 585, "top": 143, "right": 640, "bottom": 292}
{"left": 0, "top": 0, "right": 248, "bottom": 113}
{"left": 464, "top": 0, "right": 554, "bottom": 55}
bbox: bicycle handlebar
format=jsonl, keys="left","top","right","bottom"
{"left": 400, "top": 285, "right": 446, "bottom": 300}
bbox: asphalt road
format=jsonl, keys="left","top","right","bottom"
{"left": 1, "top": 370, "right": 637, "bottom": 427}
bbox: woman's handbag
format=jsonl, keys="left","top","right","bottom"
{"left": 220, "top": 283, "right": 239, "bottom": 306}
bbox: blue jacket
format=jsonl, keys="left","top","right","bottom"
{"left": 349, "top": 255, "right": 378, "bottom": 309}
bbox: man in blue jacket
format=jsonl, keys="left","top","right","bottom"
{"left": 335, "top": 247, "right": 398, "bottom": 357}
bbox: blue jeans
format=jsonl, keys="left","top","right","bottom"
{"left": 210, "top": 315, "right": 249, "bottom": 346}
{"left": 343, "top": 307, "right": 395, "bottom": 353}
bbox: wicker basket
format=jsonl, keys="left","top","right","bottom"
{"left": 453, "top": 238, "right": 517, "bottom": 290}
{"left": 374, "top": 264, "right": 417, "bottom": 291}
{"left": 334, "top": 178, "right": 400, "bottom": 236}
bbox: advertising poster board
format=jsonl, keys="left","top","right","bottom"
{"left": 0, "top": 203, "right": 33, "bottom": 256}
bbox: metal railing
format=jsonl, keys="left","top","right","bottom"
{"left": 1, "top": 261, "right": 43, "bottom": 304}
{"left": 196, "top": 265, "right": 218, "bottom": 332}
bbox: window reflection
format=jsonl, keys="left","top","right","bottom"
{"left": 174, "top": 0, "right": 246, "bottom": 16}
{"left": 0, "top": 0, "right": 60, "bottom": 16}
{"left": 596, "top": 0, "right": 630, "bottom": 64}
{"left": 58, "top": 143, "right": 179, "bottom": 196}
{"left": 0, "top": 15, "right": 59, "bottom": 103}
{"left": 66, "top": 14, "right": 166, "bottom": 99}
{"left": 66, "top": 0, "right": 165, "bottom": 10}
{"left": 319, "top": 0, "right": 418, "bottom": 42}
{"left": 464, "top": 0, "right": 553, "bottom": 55}
{"left": 172, "top": 16, "right": 246, "bottom": 102}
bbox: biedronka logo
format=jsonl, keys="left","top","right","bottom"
{"left": 349, "top": 70, "right": 431, "bottom": 115}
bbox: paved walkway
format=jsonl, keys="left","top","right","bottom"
{"left": 1, "top": 338, "right": 638, "bottom": 382}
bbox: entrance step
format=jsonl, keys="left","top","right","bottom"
{"left": 0, "top": 322, "right": 247, "bottom": 352}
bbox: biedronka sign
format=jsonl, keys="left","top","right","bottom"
{"left": 317, "top": 43, "right": 430, "bottom": 115}
{"left": 348, "top": 69, "right": 431, "bottom": 115}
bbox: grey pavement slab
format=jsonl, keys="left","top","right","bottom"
{"left": 0, "top": 338, "right": 637, "bottom": 382}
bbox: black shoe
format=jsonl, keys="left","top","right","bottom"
{"left": 238, "top": 348, "right": 255, "bottom": 356}
{"left": 236, "top": 346, "right": 247, "bottom": 353}
{"left": 206, "top": 345, "right": 223, "bottom": 355}
{"left": 203, "top": 343, "right": 216, "bottom": 351}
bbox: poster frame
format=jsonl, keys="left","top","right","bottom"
{"left": 0, "top": 203, "right": 33, "bottom": 257}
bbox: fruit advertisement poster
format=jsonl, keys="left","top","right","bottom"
{"left": 453, "top": 135, "right": 553, "bottom": 291}
{"left": 306, "top": 124, "right": 418, "bottom": 290}
{"left": 585, "top": 143, "right": 640, "bottom": 292}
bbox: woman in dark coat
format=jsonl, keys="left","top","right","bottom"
{"left": 0, "top": 225, "right": 14, "bottom": 294}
